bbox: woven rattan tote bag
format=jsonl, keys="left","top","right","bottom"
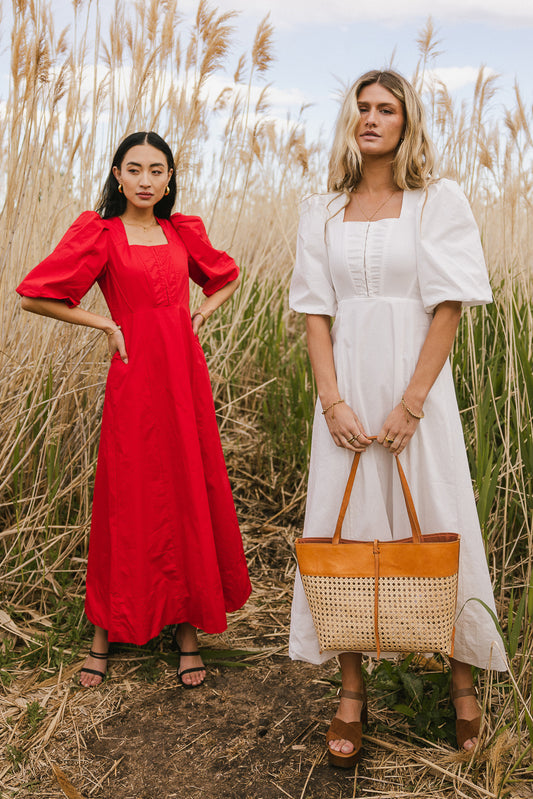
{"left": 295, "top": 447, "right": 460, "bottom": 657}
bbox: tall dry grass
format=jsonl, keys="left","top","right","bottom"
{"left": 412, "top": 22, "right": 533, "bottom": 574}
{"left": 0, "top": 0, "right": 317, "bottom": 606}
{"left": 0, "top": 2, "right": 531, "bottom": 795}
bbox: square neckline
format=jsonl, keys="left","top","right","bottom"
{"left": 116, "top": 216, "right": 170, "bottom": 247}
{"left": 342, "top": 190, "right": 405, "bottom": 224}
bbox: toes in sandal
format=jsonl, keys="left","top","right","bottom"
{"left": 326, "top": 689, "right": 367, "bottom": 768}
{"left": 80, "top": 649, "right": 108, "bottom": 686}
{"left": 451, "top": 686, "right": 481, "bottom": 750}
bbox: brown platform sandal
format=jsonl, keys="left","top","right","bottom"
{"left": 451, "top": 686, "right": 481, "bottom": 750}
{"left": 326, "top": 689, "right": 367, "bottom": 768}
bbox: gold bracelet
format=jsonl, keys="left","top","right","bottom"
{"left": 401, "top": 395, "right": 424, "bottom": 419}
{"left": 105, "top": 325, "right": 121, "bottom": 336}
{"left": 322, "top": 399, "right": 345, "bottom": 416}
{"left": 192, "top": 311, "right": 207, "bottom": 324}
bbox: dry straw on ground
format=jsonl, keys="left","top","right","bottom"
{"left": 0, "top": 3, "right": 532, "bottom": 798}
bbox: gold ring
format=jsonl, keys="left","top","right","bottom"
{"left": 347, "top": 435, "right": 356, "bottom": 444}
{"left": 386, "top": 437, "right": 394, "bottom": 443}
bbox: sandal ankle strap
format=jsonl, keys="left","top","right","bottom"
{"left": 451, "top": 686, "right": 478, "bottom": 700}
{"left": 339, "top": 688, "right": 365, "bottom": 701}
{"left": 89, "top": 649, "right": 109, "bottom": 659}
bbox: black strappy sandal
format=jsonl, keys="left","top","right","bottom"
{"left": 79, "top": 649, "right": 108, "bottom": 687}
{"left": 177, "top": 650, "right": 206, "bottom": 689}
{"left": 171, "top": 625, "right": 206, "bottom": 689}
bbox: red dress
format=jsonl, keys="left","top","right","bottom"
{"left": 17, "top": 212, "right": 251, "bottom": 644}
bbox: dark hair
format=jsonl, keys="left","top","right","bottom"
{"left": 96, "top": 131, "right": 177, "bottom": 219}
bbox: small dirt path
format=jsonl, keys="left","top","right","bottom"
{"left": 82, "top": 658, "right": 351, "bottom": 799}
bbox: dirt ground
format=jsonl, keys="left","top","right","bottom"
{"left": 3, "top": 611, "right": 527, "bottom": 799}
{"left": 1, "top": 522, "right": 526, "bottom": 798}
{"left": 44, "top": 648, "right": 428, "bottom": 799}
{"left": 81, "top": 657, "right": 351, "bottom": 799}
{"left": 31, "top": 627, "right": 491, "bottom": 799}
{"left": 40, "top": 598, "right": 368, "bottom": 799}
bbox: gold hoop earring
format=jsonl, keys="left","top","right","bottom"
{"left": 164, "top": 185, "right": 170, "bottom": 196}
{"left": 118, "top": 184, "right": 123, "bottom": 194}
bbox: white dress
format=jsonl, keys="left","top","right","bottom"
{"left": 288, "top": 179, "right": 507, "bottom": 671}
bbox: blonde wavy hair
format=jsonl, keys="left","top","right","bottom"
{"left": 328, "top": 70, "right": 436, "bottom": 193}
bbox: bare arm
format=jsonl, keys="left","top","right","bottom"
{"left": 378, "top": 300, "right": 462, "bottom": 454}
{"left": 306, "top": 314, "right": 372, "bottom": 452}
{"left": 191, "top": 276, "right": 241, "bottom": 334}
{"left": 19, "top": 297, "right": 128, "bottom": 362}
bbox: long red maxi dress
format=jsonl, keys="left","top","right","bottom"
{"left": 17, "top": 211, "right": 252, "bottom": 644}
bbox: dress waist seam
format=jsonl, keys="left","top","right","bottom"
{"left": 338, "top": 296, "right": 423, "bottom": 304}
{"left": 113, "top": 303, "right": 187, "bottom": 319}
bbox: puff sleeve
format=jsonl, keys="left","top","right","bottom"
{"left": 416, "top": 179, "right": 492, "bottom": 313}
{"left": 170, "top": 213, "right": 239, "bottom": 296}
{"left": 289, "top": 195, "right": 337, "bottom": 316}
{"left": 16, "top": 211, "right": 108, "bottom": 308}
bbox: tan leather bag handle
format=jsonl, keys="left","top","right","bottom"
{"left": 332, "top": 437, "right": 423, "bottom": 545}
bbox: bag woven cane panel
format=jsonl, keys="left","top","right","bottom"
{"left": 301, "top": 573, "right": 458, "bottom": 654}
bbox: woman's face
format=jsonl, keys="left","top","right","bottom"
{"left": 112, "top": 143, "right": 172, "bottom": 211}
{"left": 355, "top": 83, "right": 405, "bottom": 157}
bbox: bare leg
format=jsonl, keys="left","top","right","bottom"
{"left": 328, "top": 652, "right": 365, "bottom": 755}
{"left": 80, "top": 625, "right": 108, "bottom": 688}
{"left": 175, "top": 622, "right": 206, "bottom": 687}
{"left": 450, "top": 657, "right": 481, "bottom": 750}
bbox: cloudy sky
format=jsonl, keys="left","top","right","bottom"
{"left": 3, "top": 0, "right": 531, "bottom": 147}
{"left": 179, "top": 0, "right": 533, "bottom": 143}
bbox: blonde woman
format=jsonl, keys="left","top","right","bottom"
{"left": 289, "top": 70, "right": 506, "bottom": 766}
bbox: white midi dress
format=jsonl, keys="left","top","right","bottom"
{"left": 288, "top": 179, "right": 507, "bottom": 671}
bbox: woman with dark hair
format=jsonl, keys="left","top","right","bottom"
{"left": 17, "top": 131, "right": 251, "bottom": 688}
{"left": 289, "top": 71, "right": 506, "bottom": 765}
